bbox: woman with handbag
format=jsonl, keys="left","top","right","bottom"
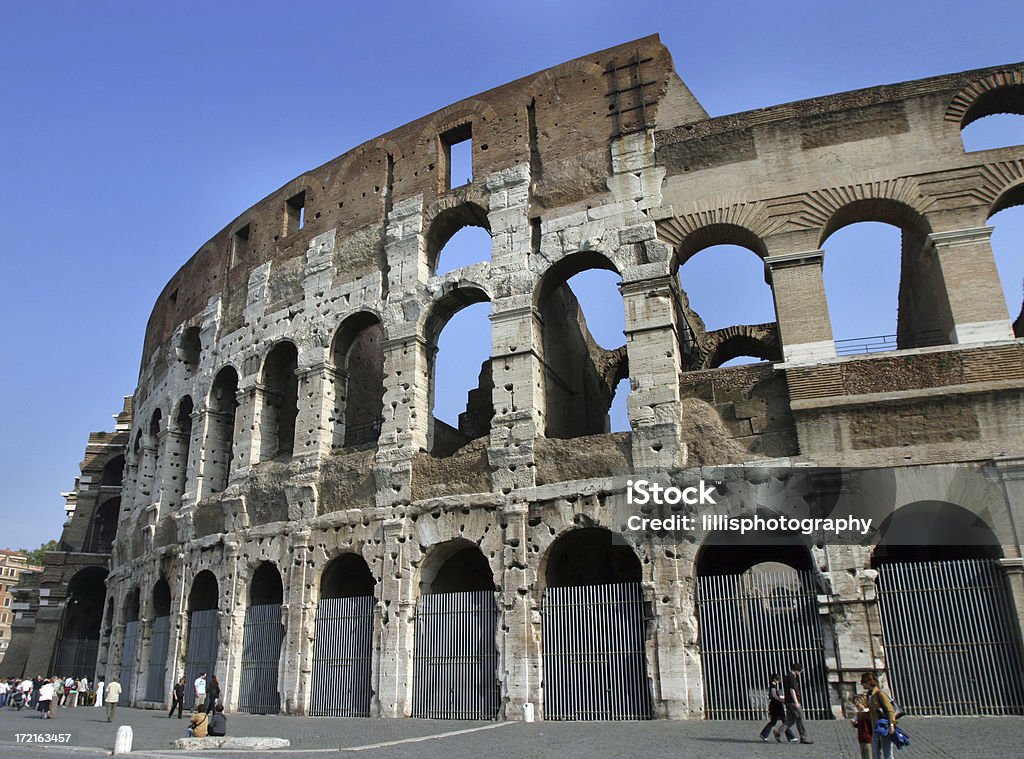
{"left": 860, "top": 672, "right": 897, "bottom": 759}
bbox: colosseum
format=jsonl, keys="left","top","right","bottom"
{"left": 6, "top": 35, "right": 1024, "bottom": 722}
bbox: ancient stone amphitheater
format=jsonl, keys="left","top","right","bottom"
{"left": 7, "top": 36, "right": 1024, "bottom": 721}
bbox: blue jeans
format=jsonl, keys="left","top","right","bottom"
{"left": 872, "top": 731, "right": 894, "bottom": 759}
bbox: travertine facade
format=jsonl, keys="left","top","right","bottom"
{"left": 10, "top": 36, "right": 1024, "bottom": 719}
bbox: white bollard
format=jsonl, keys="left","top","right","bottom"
{"left": 113, "top": 725, "right": 133, "bottom": 755}
{"left": 522, "top": 702, "right": 535, "bottom": 722}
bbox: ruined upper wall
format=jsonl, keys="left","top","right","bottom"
{"left": 140, "top": 35, "right": 703, "bottom": 369}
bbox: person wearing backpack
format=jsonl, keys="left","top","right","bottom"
{"left": 861, "top": 672, "right": 897, "bottom": 759}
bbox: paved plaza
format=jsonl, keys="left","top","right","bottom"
{"left": 0, "top": 705, "right": 1020, "bottom": 758}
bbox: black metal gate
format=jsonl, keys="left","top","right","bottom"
{"left": 183, "top": 609, "right": 219, "bottom": 709}
{"left": 119, "top": 620, "right": 139, "bottom": 705}
{"left": 238, "top": 603, "right": 285, "bottom": 714}
{"left": 310, "top": 596, "right": 375, "bottom": 717}
{"left": 541, "top": 582, "right": 652, "bottom": 720}
{"left": 876, "top": 559, "right": 1024, "bottom": 715}
{"left": 53, "top": 639, "right": 99, "bottom": 681}
{"left": 696, "top": 569, "right": 831, "bottom": 719}
{"left": 412, "top": 591, "right": 499, "bottom": 719}
{"left": 145, "top": 615, "right": 171, "bottom": 702}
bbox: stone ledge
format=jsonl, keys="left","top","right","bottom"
{"left": 171, "top": 737, "right": 290, "bottom": 750}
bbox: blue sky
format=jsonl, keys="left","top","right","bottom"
{"left": 1, "top": 1, "right": 1022, "bottom": 550}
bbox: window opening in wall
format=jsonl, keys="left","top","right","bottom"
{"left": 430, "top": 297, "right": 493, "bottom": 456}
{"left": 178, "top": 327, "right": 201, "bottom": 371}
{"left": 988, "top": 197, "right": 1024, "bottom": 336}
{"left": 331, "top": 313, "right": 385, "bottom": 450}
{"left": 231, "top": 224, "right": 250, "bottom": 268}
{"left": 441, "top": 123, "right": 472, "bottom": 190}
{"left": 207, "top": 366, "right": 239, "bottom": 493}
{"left": 285, "top": 191, "right": 306, "bottom": 236}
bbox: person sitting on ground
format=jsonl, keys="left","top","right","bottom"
{"left": 208, "top": 703, "right": 227, "bottom": 737}
{"left": 187, "top": 704, "right": 209, "bottom": 738}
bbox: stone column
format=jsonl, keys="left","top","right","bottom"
{"left": 927, "top": 227, "right": 1014, "bottom": 344}
{"left": 161, "top": 427, "right": 189, "bottom": 510}
{"left": 376, "top": 519, "right": 415, "bottom": 717}
{"left": 220, "top": 543, "right": 245, "bottom": 712}
{"left": 621, "top": 269, "right": 685, "bottom": 470}
{"left": 765, "top": 250, "right": 836, "bottom": 363}
{"left": 231, "top": 382, "right": 265, "bottom": 479}
{"left": 499, "top": 502, "right": 540, "bottom": 717}
{"left": 181, "top": 404, "right": 204, "bottom": 508}
{"left": 294, "top": 362, "right": 336, "bottom": 460}
{"left": 374, "top": 334, "right": 429, "bottom": 506}
{"left": 281, "top": 530, "right": 312, "bottom": 714}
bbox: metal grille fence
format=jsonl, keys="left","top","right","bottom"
{"left": 310, "top": 596, "right": 375, "bottom": 717}
{"left": 53, "top": 638, "right": 99, "bottom": 681}
{"left": 183, "top": 609, "right": 219, "bottom": 709}
{"left": 412, "top": 591, "right": 499, "bottom": 720}
{"left": 119, "top": 620, "right": 139, "bottom": 704}
{"left": 696, "top": 570, "right": 831, "bottom": 720}
{"left": 238, "top": 603, "right": 285, "bottom": 714}
{"left": 541, "top": 582, "right": 652, "bottom": 720}
{"left": 145, "top": 615, "right": 171, "bottom": 702}
{"left": 876, "top": 559, "right": 1024, "bottom": 716}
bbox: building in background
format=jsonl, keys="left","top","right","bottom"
{"left": 0, "top": 551, "right": 43, "bottom": 664}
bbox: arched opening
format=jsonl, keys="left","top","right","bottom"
{"left": 959, "top": 84, "right": 1024, "bottom": 152}
{"left": 695, "top": 539, "right": 830, "bottom": 720}
{"left": 86, "top": 498, "right": 119, "bottom": 554}
{"left": 537, "top": 254, "right": 629, "bottom": 439}
{"left": 167, "top": 396, "right": 193, "bottom": 507}
{"left": 53, "top": 566, "right": 107, "bottom": 680}
{"left": 261, "top": 342, "right": 299, "bottom": 459}
{"left": 119, "top": 587, "right": 142, "bottom": 704}
{"left": 205, "top": 366, "right": 238, "bottom": 493}
{"left": 239, "top": 562, "right": 284, "bottom": 714}
{"left": 541, "top": 527, "right": 651, "bottom": 719}
{"left": 426, "top": 204, "right": 491, "bottom": 276}
{"left": 310, "top": 554, "right": 376, "bottom": 717}
{"left": 821, "top": 202, "right": 947, "bottom": 354}
{"left": 988, "top": 185, "right": 1024, "bottom": 336}
{"left": 101, "top": 454, "right": 125, "bottom": 486}
{"left": 331, "top": 312, "right": 385, "bottom": 449}
{"left": 141, "top": 409, "right": 162, "bottom": 501}
{"left": 412, "top": 541, "right": 499, "bottom": 719}
{"left": 146, "top": 578, "right": 173, "bottom": 702}
{"left": 178, "top": 326, "right": 202, "bottom": 371}
{"left": 871, "top": 501, "right": 1023, "bottom": 715}
{"left": 425, "top": 288, "right": 493, "bottom": 457}
{"left": 184, "top": 570, "right": 219, "bottom": 709}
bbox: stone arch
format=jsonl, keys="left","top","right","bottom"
{"left": 260, "top": 340, "right": 299, "bottom": 459}
{"left": 101, "top": 454, "right": 125, "bottom": 486}
{"left": 204, "top": 365, "right": 239, "bottom": 493}
{"left": 945, "top": 69, "right": 1024, "bottom": 128}
{"left": 53, "top": 566, "right": 107, "bottom": 681}
{"left": 702, "top": 324, "right": 781, "bottom": 369}
{"left": 320, "top": 552, "right": 375, "bottom": 599}
{"left": 419, "top": 538, "right": 496, "bottom": 595}
{"left": 542, "top": 526, "right": 642, "bottom": 590}
{"left": 188, "top": 570, "right": 219, "bottom": 612}
{"left": 331, "top": 311, "right": 386, "bottom": 449}
{"left": 86, "top": 497, "right": 119, "bottom": 553}
{"left": 249, "top": 561, "right": 284, "bottom": 605}
{"left": 239, "top": 561, "right": 285, "bottom": 714}
{"left": 167, "top": 395, "right": 194, "bottom": 506}
{"left": 152, "top": 577, "right": 172, "bottom": 617}
{"left": 871, "top": 500, "right": 1004, "bottom": 565}
{"left": 671, "top": 222, "right": 770, "bottom": 269}
{"left": 184, "top": 570, "right": 219, "bottom": 709}
{"left": 177, "top": 325, "right": 201, "bottom": 371}
{"left": 425, "top": 200, "right": 492, "bottom": 275}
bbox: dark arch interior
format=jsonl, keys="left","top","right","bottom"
{"left": 62, "top": 566, "right": 108, "bottom": 640}
{"left": 708, "top": 335, "right": 778, "bottom": 368}
{"left": 189, "top": 571, "right": 219, "bottom": 611}
{"left": 546, "top": 528, "right": 642, "bottom": 588}
{"left": 871, "top": 500, "right": 1003, "bottom": 565}
{"left": 87, "top": 497, "right": 120, "bottom": 554}
{"left": 101, "top": 455, "right": 125, "bottom": 486}
{"left": 250, "top": 562, "right": 284, "bottom": 605}
{"left": 422, "top": 544, "right": 495, "bottom": 595}
{"left": 961, "top": 84, "right": 1024, "bottom": 129}
{"left": 696, "top": 538, "right": 813, "bottom": 577}
{"left": 149, "top": 408, "right": 162, "bottom": 437}
{"left": 124, "top": 587, "right": 141, "bottom": 622}
{"left": 179, "top": 326, "right": 202, "bottom": 369}
{"left": 321, "top": 554, "right": 375, "bottom": 599}
{"left": 153, "top": 578, "right": 172, "bottom": 617}
{"left": 332, "top": 313, "right": 385, "bottom": 448}
{"left": 263, "top": 341, "right": 299, "bottom": 457}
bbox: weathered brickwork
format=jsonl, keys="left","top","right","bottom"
{"left": 8, "top": 36, "right": 1024, "bottom": 721}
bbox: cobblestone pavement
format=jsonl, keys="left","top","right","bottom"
{"left": 0, "top": 704, "right": 1019, "bottom": 758}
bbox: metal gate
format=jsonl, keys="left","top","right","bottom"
{"left": 696, "top": 569, "right": 830, "bottom": 719}
{"left": 310, "top": 596, "right": 374, "bottom": 717}
{"left": 119, "top": 620, "right": 139, "bottom": 705}
{"left": 542, "top": 582, "right": 652, "bottom": 720}
{"left": 145, "top": 615, "right": 171, "bottom": 702}
{"left": 238, "top": 603, "right": 285, "bottom": 714}
{"left": 53, "top": 638, "right": 99, "bottom": 681}
{"left": 876, "top": 559, "right": 1024, "bottom": 715}
{"left": 183, "top": 609, "right": 219, "bottom": 709}
{"left": 412, "top": 591, "right": 499, "bottom": 719}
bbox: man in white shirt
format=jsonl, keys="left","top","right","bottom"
{"left": 194, "top": 672, "right": 207, "bottom": 707}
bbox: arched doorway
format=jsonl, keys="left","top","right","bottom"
{"left": 53, "top": 566, "right": 107, "bottom": 680}
{"left": 118, "top": 587, "right": 141, "bottom": 704}
{"left": 412, "top": 541, "right": 499, "bottom": 719}
{"left": 184, "top": 571, "right": 219, "bottom": 709}
{"left": 145, "top": 578, "right": 173, "bottom": 702}
{"left": 310, "top": 554, "right": 376, "bottom": 717}
{"left": 695, "top": 539, "right": 830, "bottom": 720}
{"left": 541, "top": 527, "right": 651, "bottom": 720}
{"left": 872, "top": 502, "right": 1024, "bottom": 715}
{"left": 239, "top": 562, "right": 285, "bottom": 714}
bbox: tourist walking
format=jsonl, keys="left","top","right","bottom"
{"left": 104, "top": 676, "right": 122, "bottom": 723}
{"left": 204, "top": 674, "right": 221, "bottom": 713}
{"left": 94, "top": 677, "right": 104, "bottom": 707}
{"left": 776, "top": 662, "right": 813, "bottom": 744}
{"left": 759, "top": 672, "right": 787, "bottom": 742}
{"left": 169, "top": 677, "right": 185, "bottom": 719}
{"left": 861, "top": 672, "right": 898, "bottom": 759}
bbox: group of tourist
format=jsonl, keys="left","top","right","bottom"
{"left": 1, "top": 675, "right": 98, "bottom": 716}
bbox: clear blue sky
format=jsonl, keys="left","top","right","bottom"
{"left": 2, "top": 1, "right": 1022, "bottom": 550}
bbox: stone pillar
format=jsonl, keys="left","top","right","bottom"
{"left": 376, "top": 519, "right": 415, "bottom": 717}
{"left": 281, "top": 530, "right": 312, "bottom": 714}
{"left": 500, "top": 502, "right": 540, "bottom": 717}
{"left": 161, "top": 427, "right": 189, "bottom": 510}
{"left": 765, "top": 250, "right": 836, "bottom": 363}
{"left": 621, "top": 269, "right": 685, "bottom": 470}
{"left": 927, "top": 227, "right": 1014, "bottom": 344}
{"left": 220, "top": 543, "right": 245, "bottom": 712}
{"left": 231, "top": 383, "right": 264, "bottom": 479}
{"left": 294, "top": 363, "right": 336, "bottom": 460}
{"left": 374, "top": 334, "right": 429, "bottom": 506}
{"left": 181, "top": 405, "right": 204, "bottom": 507}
